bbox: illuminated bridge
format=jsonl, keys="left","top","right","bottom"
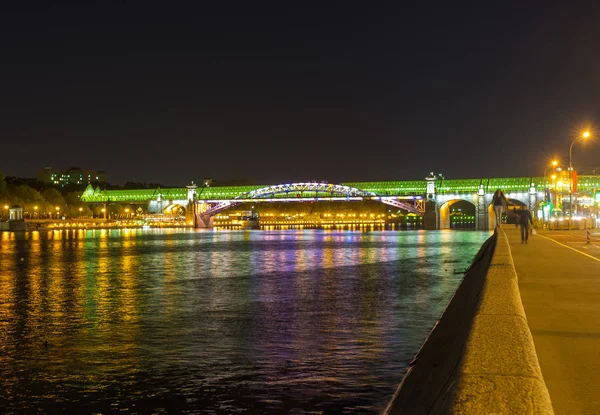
{"left": 79, "top": 174, "right": 600, "bottom": 229}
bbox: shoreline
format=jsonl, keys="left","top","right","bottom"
{"left": 384, "top": 228, "right": 553, "bottom": 414}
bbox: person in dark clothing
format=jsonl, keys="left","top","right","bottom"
{"left": 491, "top": 189, "right": 508, "bottom": 227}
{"left": 517, "top": 206, "right": 534, "bottom": 243}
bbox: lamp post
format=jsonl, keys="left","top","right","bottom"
{"left": 55, "top": 206, "right": 60, "bottom": 220}
{"left": 543, "top": 160, "right": 558, "bottom": 223}
{"left": 569, "top": 131, "right": 591, "bottom": 228}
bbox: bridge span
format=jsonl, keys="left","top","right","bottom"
{"left": 79, "top": 174, "right": 600, "bottom": 230}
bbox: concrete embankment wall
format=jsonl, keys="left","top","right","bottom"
{"left": 384, "top": 228, "right": 553, "bottom": 414}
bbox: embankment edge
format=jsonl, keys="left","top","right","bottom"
{"left": 384, "top": 228, "right": 553, "bottom": 414}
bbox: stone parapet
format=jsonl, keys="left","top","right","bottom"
{"left": 384, "top": 228, "right": 553, "bottom": 414}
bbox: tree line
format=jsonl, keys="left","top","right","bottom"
{"left": 0, "top": 171, "right": 93, "bottom": 219}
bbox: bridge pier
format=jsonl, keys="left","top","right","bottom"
{"left": 423, "top": 201, "right": 438, "bottom": 230}
{"left": 195, "top": 214, "right": 214, "bottom": 228}
{"left": 476, "top": 188, "right": 490, "bottom": 230}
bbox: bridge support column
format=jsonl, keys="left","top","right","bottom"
{"left": 186, "top": 181, "right": 198, "bottom": 227}
{"left": 195, "top": 214, "right": 214, "bottom": 228}
{"left": 476, "top": 187, "right": 489, "bottom": 230}
{"left": 529, "top": 184, "right": 538, "bottom": 212}
{"left": 423, "top": 200, "right": 438, "bottom": 230}
{"left": 423, "top": 173, "right": 439, "bottom": 230}
{"left": 187, "top": 202, "right": 197, "bottom": 227}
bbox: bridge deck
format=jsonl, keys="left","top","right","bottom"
{"left": 507, "top": 227, "right": 600, "bottom": 414}
{"left": 79, "top": 176, "right": 600, "bottom": 203}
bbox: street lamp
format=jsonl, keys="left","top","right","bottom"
{"left": 569, "top": 131, "right": 591, "bottom": 227}
{"left": 542, "top": 160, "right": 559, "bottom": 222}
{"left": 55, "top": 206, "right": 60, "bottom": 220}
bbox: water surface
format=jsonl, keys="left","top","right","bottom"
{"left": 0, "top": 229, "right": 490, "bottom": 413}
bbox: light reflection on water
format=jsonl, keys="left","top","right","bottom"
{"left": 0, "top": 229, "right": 490, "bottom": 413}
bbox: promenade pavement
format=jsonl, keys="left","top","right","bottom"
{"left": 505, "top": 227, "right": 600, "bottom": 414}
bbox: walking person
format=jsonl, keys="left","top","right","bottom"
{"left": 517, "top": 206, "right": 534, "bottom": 244}
{"left": 491, "top": 189, "right": 508, "bottom": 227}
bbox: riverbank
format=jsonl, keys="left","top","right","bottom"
{"left": 385, "top": 228, "right": 553, "bottom": 414}
{"left": 0, "top": 219, "right": 191, "bottom": 231}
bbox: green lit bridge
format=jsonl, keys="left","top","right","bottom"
{"left": 80, "top": 174, "right": 600, "bottom": 229}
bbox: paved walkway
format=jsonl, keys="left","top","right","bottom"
{"left": 505, "top": 227, "right": 600, "bottom": 414}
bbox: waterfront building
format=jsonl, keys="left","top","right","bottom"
{"left": 0, "top": 205, "right": 26, "bottom": 231}
{"left": 37, "top": 167, "right": 106, "bottom": 187}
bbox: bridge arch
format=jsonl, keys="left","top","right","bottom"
{"left": 439, "top": 199, "right": 477, "bottom": 229}
{"left": 236, "top": 182, "right": 377, "bottom": 199}
{"left": 164, "top": 203, "right": 186, "bottom": 216}
{"left": 500, "top": 197, "right": 529, "bottom": 225}
{"left": 194, "top": 182, "right": 423, "bottom": 227}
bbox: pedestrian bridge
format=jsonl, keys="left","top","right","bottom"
{"left": 79, "top": 174, "right": 600, "bottom": 229}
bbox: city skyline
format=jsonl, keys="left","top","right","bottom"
{"left": 1, "top": 3, "right": 599, "bottom": 184}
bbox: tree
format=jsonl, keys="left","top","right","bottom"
{"left": 65, "top": 191, "right": 86, "bottom": 218}
{"left": 8, "top": 185, "right": 46, "bottom": 217}
{"left": 41, "top": 188, "right": 66, "bottom": 218}
{"left": 0, "top": 171, "right": 6, "bottom": 195}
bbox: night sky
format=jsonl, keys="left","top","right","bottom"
{"left": 1, "top": 3, "right": 599, "bottom": 185}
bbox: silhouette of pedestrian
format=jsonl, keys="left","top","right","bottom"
{"left": 491, "top": 189, "right": 508, "bottom": 228}
{"left": 517, "top": 206, "right": 534, "bottom": 244}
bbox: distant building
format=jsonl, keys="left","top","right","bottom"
{"left": 37, "top": 167, "right": 106, "bottom": 187}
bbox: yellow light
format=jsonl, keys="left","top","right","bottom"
{"left": 55, "top": 206, "right": 60, "bottom": 211}
{"left": 3, "top": 205, "right": 8, "bottom": 210}
{"left": 551, "top": 174, "right": 556, "bottom": 180}
{"left": 79, "top": 207, "right": 83, "bottom": 212}
{"left": 34, "top": 206, "right": 38, "bottom": 210}
{"left": 101, "top": 208, "right": 106, "bottom": 212}
{"left": 552, "top": 160, "right": 558, "bottom": 166}
{"left": 583, "top": 131, "right": 590, "bottom": 138}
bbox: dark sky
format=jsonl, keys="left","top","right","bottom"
{"left": 2, "top": 2, "right": 600, "bottom": 185}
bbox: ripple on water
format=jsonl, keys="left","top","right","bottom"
{"left": 0, "top": 229, "right": 490, "bottom": 413}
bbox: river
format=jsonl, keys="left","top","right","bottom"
{"left": 0, "top": 229, "right": 490, "bottom": 413}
